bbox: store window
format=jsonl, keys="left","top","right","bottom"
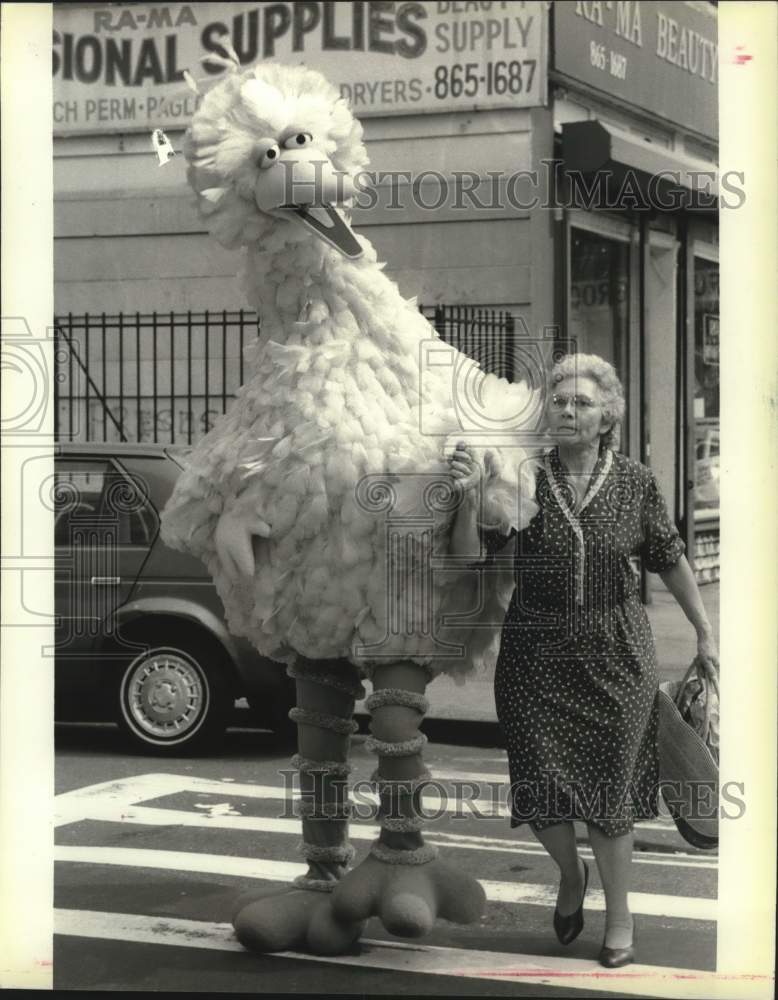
{"left": 693, "top": 257, "right": 719, "bottom": 517}
{"left": 569, "top": 227, "right": 631, "bottom": 448}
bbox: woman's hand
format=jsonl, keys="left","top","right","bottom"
{"left": 449, "top": 441, "right": 481, "bottom": 497}
{"left": 695, "top": 628, "right": 720, "bottom": 686}
{"left": 658, "top": 557, "right": 720, "bottom": 688}
{"left": 447, "top": 441, "right": 484, "bottom": 558}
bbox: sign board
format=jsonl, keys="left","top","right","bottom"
{"left": 553, "top": 0, "right": 717, "bottom": 139}
{"left": 53, "top": 1, "right": 547, "bottom": 135}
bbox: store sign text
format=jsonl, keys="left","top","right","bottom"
{"left": 573, "top": 2, "right": 717, "bottom": 83}
{"left": 554, "top": 1, "right": 718, "bottom": 138}
{"left": 52, "top": 2, "right": 547, "bottom": 134}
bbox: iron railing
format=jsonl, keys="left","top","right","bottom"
{"left": 54, "top": 305, "right": 518, "bottom": 445}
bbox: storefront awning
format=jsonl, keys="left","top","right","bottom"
{"left": 560, "top": 120, "right": 719, "bottom": 212}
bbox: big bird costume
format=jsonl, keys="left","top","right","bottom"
{"left": 160, "top": 54, "right": 539, "bottom": 956}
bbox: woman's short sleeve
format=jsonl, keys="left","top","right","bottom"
{"left": 640, "top": 471, "right": 685, "bottom": 572}
{"left": 481, "top": 525, "right": 517, "bottom": 557}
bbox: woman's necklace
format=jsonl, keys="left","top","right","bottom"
{"left": 545, "top": 448, "right": 613, "bottom": 605}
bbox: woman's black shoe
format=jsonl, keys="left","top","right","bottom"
{"left": 598, "top": 923, "right": 636, "bottom": 968}
{"left": 553, "top": 859, "right": 589, "bottom": 945}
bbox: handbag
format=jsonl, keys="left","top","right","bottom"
{"left": 657, "top": 657, "right": 720, "bottom": 850}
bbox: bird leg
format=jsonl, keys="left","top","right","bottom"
{"left": 331, "top": 660, "right": 487, "bottom": 937}
{"left": 232, "top": 656, "right": 366, "bottom": 955}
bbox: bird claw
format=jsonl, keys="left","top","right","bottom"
{"left": 233, "top": 886, "right": 365, "bottom": 955}
{"left": 331, "top": 854, "right": 486, "bottom": 939}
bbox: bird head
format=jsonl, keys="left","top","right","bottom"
{"left": 185, "top": 61, "right": 369, "bottom": 258}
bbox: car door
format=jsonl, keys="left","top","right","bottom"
{"left": 54, "top": 456, "right": 159, "bottom": 700}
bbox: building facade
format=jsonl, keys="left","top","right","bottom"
{"left": 550, "top": 0, "right": 720, "bottom": 578}
{"left": 53, "top": 0, "right": 720, "bottom": 578}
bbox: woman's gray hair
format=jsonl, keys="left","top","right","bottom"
{"left": 549, "top": 353, "right": 626, "bottom": 450}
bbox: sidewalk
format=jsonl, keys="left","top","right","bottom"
{"left": 357, "top": 582, "right": 720, "bottom": 723}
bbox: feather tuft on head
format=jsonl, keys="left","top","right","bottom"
{"left": 183, "top": 61, "right": 369, "bottom": 250}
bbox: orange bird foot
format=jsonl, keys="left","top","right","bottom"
{"left": 330, "top": 854, "right": 486, "bottom": 938}
{"left": 232, "top": 886, "right": 365, "bottom": 956}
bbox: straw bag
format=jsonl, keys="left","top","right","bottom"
{"left": 657, "top": 658, "right": 720, "bottom": 849}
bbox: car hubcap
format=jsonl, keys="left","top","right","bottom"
{"left": 123, "top": 650, "right": 208, "bottom": 743}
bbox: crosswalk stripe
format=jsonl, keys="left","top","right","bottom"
{"left": 55, "top": 801, "right": 717, "bottom": 870}
{"left": 53, "top": 908, "right": 737, "bottom": 998}
{"left": 58, "top": 776, "right": 514, "bottom": 819}
{"left": 54, "top": 772, "right": 710, "bottom": 851}
{"left": 54, "top": 845, "right": 717, "bottom": 922}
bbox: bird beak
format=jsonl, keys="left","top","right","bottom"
{"left": 254, "top": 148, "right": 363, "bottom": 260}
{"left": 289, "top": 204, "right": 362, "bottom": 260}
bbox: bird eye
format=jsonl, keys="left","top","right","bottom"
{"left": 258, "top": 143, "right": 280, "bottom": 169}
{"left": 282, "top": 131, "right": 313, "bottom": 150}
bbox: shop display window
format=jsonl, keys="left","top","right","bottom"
{"left": 569, "top": 227, "right": 631, "bottom": 449}
{"left": 693, "top": 256, "right": 720, "bottom": 518}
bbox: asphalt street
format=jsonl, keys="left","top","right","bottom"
{"left": 54, "top": 718, "right": 718, "bottom": 998}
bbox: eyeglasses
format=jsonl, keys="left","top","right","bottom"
{"left": 550, "top": 393, "right": 599, "bottom": 410}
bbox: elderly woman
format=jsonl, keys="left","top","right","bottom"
{"left": 448, "top": 353, "right": 719, "bottom": 968}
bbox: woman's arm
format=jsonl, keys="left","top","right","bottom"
{"left": 447, "top": 442, "right": 484, "bottom": 560}
{"left": 658, "top": 555, "right": 719, "bottom": 679}
{"left": 449, "top": 488, "right": 483, "bottom": 559}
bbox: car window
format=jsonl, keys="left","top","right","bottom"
{"left": 167, "top": 445, "right": 193, "bottom": 471}
{"left": 54, "top": 459, "right": 156, "bottom": 548}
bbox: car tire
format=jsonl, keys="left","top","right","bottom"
{"left": 115, "top": 627, "right": 234, "bottom": 755}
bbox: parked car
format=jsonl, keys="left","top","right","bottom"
{"left": 54, "top": 441, "right": 295, "bottom": 753}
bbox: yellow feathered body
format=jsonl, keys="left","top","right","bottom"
{"left": 158, "top": 61, "right": 539, "bottom": 679}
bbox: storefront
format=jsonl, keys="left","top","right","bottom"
{"left": 550, "top": 0, "right": 720, "bottom": 582}
{"left": 53, "top": 1, "right": 551, "bottom": 321}
{"left": 52, "top": 1, "right": 557, "bottom": 447}
{"left": 51, "top": 1, "right": 719, "bottom": 580}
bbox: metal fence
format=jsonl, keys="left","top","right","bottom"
{"left": 54, "top": 310, "right": 258, "bottom": 445}
{"left": 53, "top": 305, "right": 519, "bottom": 445}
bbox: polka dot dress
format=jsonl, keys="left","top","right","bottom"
{"left": 485, "top": 447, "right": 685, "bottom": 838}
